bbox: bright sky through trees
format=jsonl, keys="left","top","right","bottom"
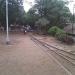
{"left": 23, "top": 0, "right": 35, "bottom": 12}
{"left": 68, "top": 0, "right": 75, "bottom": 13}
{"left": 23, "top": 0, "right": 75, "bottom": 13}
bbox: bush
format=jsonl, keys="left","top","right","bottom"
{"left": 48, "top": 26, "right": 60, "bottom": 36}
{"left": 56, "top": 30, "right": 74, "bottom": 44}
{"left": 55, "top": 29, "right": 66, "bottom": 41}
{"left": 63, "top": 36, "right": 74, "bottom": 44}
{"left": 48, "top": 26, "right": 74, "bottom": 44}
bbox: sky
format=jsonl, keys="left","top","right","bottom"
{"left": 23, "top": 0, "right": 35, "bottom": 12}
{"left": 23, "top": 0, "right": 75, "bottom": 13}
{"left": 68, "top": 0, "right": 75, "bottom": 14}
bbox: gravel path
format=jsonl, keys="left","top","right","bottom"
{"left": 0, "top": 34, "right": 69, "bottom": 75}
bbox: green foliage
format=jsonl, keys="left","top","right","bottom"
{"left": 33, "top": 0, "right": 71, "bottom": 28}
{"left": 25, "top": 8, "right": 39, "bottom": 28}
{"left": 56, "top": 31, "right": 74, "bottom": 44}
{"left": 48, "top": 26, "right": 60, "bottom": 36}
{"left": 48, "top": 26, "right": 74, "bottom": 44}
{"left": 35, "top": 18, "right": 49, "bottom": 27}
{"left": 55, "top": 29, "right": 66, "bottom": 41}
{"left": 0, "top": 0, "right": 25, "bottom": 26}
{"left": 35, "top": 17, "right": 49, "bottom": 33}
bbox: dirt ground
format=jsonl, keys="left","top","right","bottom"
{"left": 0, "top": 32, "right": 70, "bottom": 75}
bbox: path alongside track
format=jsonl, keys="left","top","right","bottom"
{"left": 0, "top": 35, "right": 70, "bottom": 75}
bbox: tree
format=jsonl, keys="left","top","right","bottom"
{"left": 25, "top": 8, "right": 39, "bottom": 29}
{"left": 35, "top": 17, "right": 49, "bottom": 33}
{"left": 0, "top": 0, "right": 25, "bottom": 28}
{"left": 33, "top": 0, "right": 71, "bottom": 28}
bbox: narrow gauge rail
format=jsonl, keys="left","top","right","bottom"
{"left": 30, "top": 35, "right": 75, "bottom": 75}
{"left": 31, "top": 36, "right": 75, "bottom": 65}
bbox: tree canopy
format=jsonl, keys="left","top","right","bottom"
{"left": 0, "top": 0, "right": 73, "bottom": 32}
{"left": 0, "top": 0, "right": 25, "bottom": 27}
{"left": 33, "top": 0, "right": 71, "bottom": 28}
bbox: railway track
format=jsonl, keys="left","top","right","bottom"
{"left": 30, "top": 35, "right": 75, "bottom": 75}
{"left": 31, "top": 36, "right": 75, "bottom": 65}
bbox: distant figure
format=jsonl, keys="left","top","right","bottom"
{"left": 23, "top": 26, "right": 27, "bottom": 34}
